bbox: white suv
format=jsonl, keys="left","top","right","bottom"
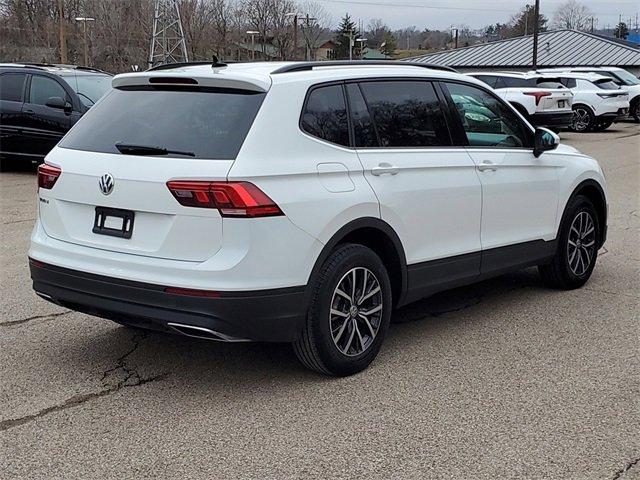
{"left": 29, "top": 61, "right": 608, "bottom": 375}
{"left": 538, "top": 67, "right": 640, "bottom": 121}
{"left": 532, "top": 71, "right": 629, "bottom": 132}
{"left": 466, "top": 72, "right": 573, "bottom": 129}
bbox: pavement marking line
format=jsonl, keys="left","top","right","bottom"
{"left": 612, "top": 456, "right": 640, "bottom": 480}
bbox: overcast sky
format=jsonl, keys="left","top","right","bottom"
{"left": 311, "top": 0, "right": 640, "bottom": 31}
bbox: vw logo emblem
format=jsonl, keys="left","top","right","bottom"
{"left": 98, "top": 173, "right": 115, "bottom": 195}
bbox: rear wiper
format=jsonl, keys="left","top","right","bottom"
{"left": 115, "top": 142, "right": 195, "bottom": 157}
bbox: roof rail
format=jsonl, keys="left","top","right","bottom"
{"left": 271, "top": 60, "right": 457, "bottom": 75}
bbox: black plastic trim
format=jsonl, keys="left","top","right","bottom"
{"left": 30, "top": 260, "right": 307, "bottom": 342}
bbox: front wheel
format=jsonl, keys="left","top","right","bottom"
{"left": 293, "top": 244, "right": 392, "bottom": 376}
{"left": 538, "top": 195, "right": 600, "bottom": 289}
{"left": 631, "top": 100, "right": 640, "bottom": 123}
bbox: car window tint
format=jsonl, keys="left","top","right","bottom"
{"left": 0, "top": 73, "right": 26, "bottom": 102}
{"left": 594, "top": 79, "right": 620, "bottom": 90}
{"left": 501, "top": 77, "right": 536, "bottom": 88}
{"left": 473, "top": 75, "right": 497, "bottom": 88}
{"left": 59, "top": 87, "right": 266, "bottom": 160}
{"left": 444, "top": 82, "right": 533, "bottom": 148}
{"left": 30, "top": 75, "right": 68, "bottom": 105}
{"left": 358, "top": 81, "right": 450, "bottom": 147}
{"left": 560, "top": 78, "right": 577, "bottom": 88}
{"left": 345, "top": 83, "right": 378, "bottom": 147}
{"left": 301, "top": 84, "right": 350, "bottom": 147}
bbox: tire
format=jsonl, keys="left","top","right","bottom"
{"left": 592, "top": 120, "right": 613, "bottom": 132}
{"left": 293, "top": 244, "right": 392, "bottom": 376}
{"left": 538, "top": 195, "right": 600, "bottom": 290}
{"left": 570, "top": 105, "right": 595, "bottom": 132}
{"left": 631, "top": 99, "right": 640, "bottom": 123}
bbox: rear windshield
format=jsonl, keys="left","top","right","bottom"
{"left": 593, "top": 79, "right": 620, "bottom": 91}
{"left": 60, "top": 87, "right": 266, "bottom": 160}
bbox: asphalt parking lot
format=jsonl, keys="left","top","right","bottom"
{"left": 1, "top": 123, "right": 638, "bottom": 479}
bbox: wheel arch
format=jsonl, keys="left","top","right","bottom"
{"left": 305, "top": 218, "right": 408, "bottom": 309}
{"left": 562, "top": 179, "right": 607, "bottom": 248}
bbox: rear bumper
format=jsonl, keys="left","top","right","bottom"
{"left": 597, "top": 107, "right": 629, "bottom": 120}
{"left": 30, "top": 259, "right": 306, "bottom": 342}
{"left": 530, "top": 111, "right": 574, "bottom": 128}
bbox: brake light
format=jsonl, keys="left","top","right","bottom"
{"left": 37, "top": 163, "right": 61, "bottom": 190}
{"left": 523, "top": 91, "right": 552, "bottom": 105}
{"left": 166, "top": 181, "right": 283, "bottom": 217}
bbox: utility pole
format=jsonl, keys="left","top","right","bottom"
{"left": 57, "top": 0, "right": 67, "bottom": 63}
{"left": 532, "top": 0, "right": 540, "bottom": 68}
{"left": 293, "top": 14, "right": 298, "bottom": 60}
{"left": 148, "top": 0, "right": 189, "bottom": 68}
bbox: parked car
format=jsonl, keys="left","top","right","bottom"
{"left": 530, "top": 71, "right": 629, "bottom": 132}
{"left": 538, "top": 67, "right": 640, "bottom": 122}
{"left": 466, "top": 71, "right": 574, "bottom": 129}
{"left": 0, "top": 63, "right": 112, "bottom": 170}
{"left": 29, "top": 61, "right": 608, "bottom": 376}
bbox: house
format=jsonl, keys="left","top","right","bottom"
{"left": 405, "top": 29, "right": 640, "bottom": 76}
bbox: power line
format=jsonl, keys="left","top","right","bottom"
{"left": 314, "top": 0, "right": 515, "bottom": 14}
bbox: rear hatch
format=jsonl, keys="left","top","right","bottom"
{"left": 525, "top": 78, "right": 573, "bottom": 112}
{"left": 39, "top": 79, "right": 266, "bottom": 262}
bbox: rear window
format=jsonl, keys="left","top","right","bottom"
{"left": 358, "top": 80, "right": 451, "bottom": 147}
{"left": 60, "top": 87, "right": 266, "bottom": 160}
{"left": 594, "top": 79, "right": 620, "bottom": 91}
{"left": 0, "top": 73, "right": 26, "bottom": 102}
{"left": 500, "top": 77, "right": 537, "bottom": 88}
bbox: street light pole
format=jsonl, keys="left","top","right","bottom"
{"left": 247, "top": 30, "right": 259, "bottom": 61}
{"left": 75, "top": 17, "right": 95, "bottom": 66}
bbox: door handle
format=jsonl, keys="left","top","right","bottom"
{"left": 477, "top": 160, "right": 497, "bottom": 172}
{"left": 371, "top": 163, "right": 399, "bottom": 176}
{"left": 23, "top": 109, "right": 35, "bottom": 115}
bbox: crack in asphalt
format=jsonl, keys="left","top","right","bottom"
{"left": 0, "top": 310, "right": 72, "bottom": 327}
{"left": 0, "top": 330, "right": 168, "bottom": 432}
{"left": 3, "top": 217, "right": 35, "bottom": 225}
{"left": 612, "top": 457, "right": 640, "bottom": 479}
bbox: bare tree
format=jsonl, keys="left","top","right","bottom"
{"left": 553, "top": 0, "right": 593, "bottom": 31}
{"left": 296, "top": 0, "right": 332, "bottom": 60}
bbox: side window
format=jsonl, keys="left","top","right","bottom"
{"left": 444, "top": 82, "right": 533, "bottom": 149}
{"left": 29, "top": 75, "right": 69, "bottom": 106}
{"left": 501, "top": 77, "right": 536, "bottom": 88}
{"left": 300, "top": 84, "right": 350, "bottom": 147}
{"left": 560, "top": 78, "right": 577, "bottom": 88}
{"left": 358, "top": 81, "right": 451, "bottom": 147}
{"left": 0, "top": 73, "right": 26, "bottom": 102}
{"left": 345, "top": 83, "right": 378, "bottom": 147}
{"left": 473, "top": 75, "right": 497, "bottom": 88}
{"left": 493, "top": 77, "right": 508, "bottom": 89}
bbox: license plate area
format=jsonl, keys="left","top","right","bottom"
{"left": 93, "top": 207, "right": 134, "bottom": 239}
{"left": 558, "top": 100, "right": 565, "bottom": 108}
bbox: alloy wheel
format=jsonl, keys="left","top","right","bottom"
{"left": 329, "top": 267, "right": 383, "bottom": 357}
{"left": 567, "top": 211, "right": 596, "bottom": 276}
{"left": 572, "top": 108, "right": 590, "bottom": 131}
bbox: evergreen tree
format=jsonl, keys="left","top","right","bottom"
{"left": 380, "top": 33, "right": 397, "bottom": 57}
{"left": 333, "top": 14, "right": 362, "bottom": 60}
{"left": 613, "top": 22, "right": 629, "bottom": 39}
{"left": 509, "top": 4, "right": 548, "bottom": 37}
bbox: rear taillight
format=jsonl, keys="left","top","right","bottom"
{"left": 37, "top": 164, "right": 61, "bottom": 190}
{"left": 523, "top": 91, "right": 552, "bottom": 105}
{"left": 166, "top": 181, "right": 283, "bottom": 218}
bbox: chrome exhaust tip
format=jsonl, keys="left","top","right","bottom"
{"left": 167, "top": 322, "right": 250, "bottom": 342}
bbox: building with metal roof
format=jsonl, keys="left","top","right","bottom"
{"left": 405, "top": 29, "right": 640, "bottom": 76}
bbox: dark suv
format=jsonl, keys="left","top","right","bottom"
{"left": 0, "top": 63, "right": 112, "bottom": 170}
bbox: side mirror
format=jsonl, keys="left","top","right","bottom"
{"left": 45, "top": 96, "right": 66, "bottom": 109}
{"left": 533, "top": 127, "right": 559, "bottom": 157}
{"left": 45, "top": 96, "right": 73, "bottom": 113}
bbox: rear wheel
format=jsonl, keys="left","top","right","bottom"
{"left": 631, "top": 99, "right": 640, "bottom": 122}
{"left": 571, "top": 105, "right": 595, "bottom": 132}
{"left": 538, "top": 195, "right": 600, "bottom": 289}
{"left": 293, "top": 244, "right": 392, "bottom": 376}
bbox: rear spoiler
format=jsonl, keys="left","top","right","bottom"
{"left": 112, "top": 70, "right": 270, "bottom": 93}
